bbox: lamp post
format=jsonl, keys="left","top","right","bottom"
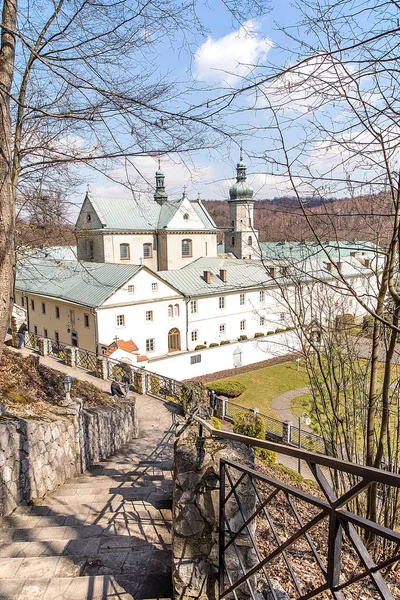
{"left": 298, "top": 412, "right": 311, "bottom": 475}
{"left": 63, "top": 375, "right": 73, "bottom": 404}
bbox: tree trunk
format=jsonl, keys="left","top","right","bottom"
{"left": 0, "top": 0, "right": 17, "bottom": 354}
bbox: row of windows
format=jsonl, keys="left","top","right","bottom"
{"left": 190, "top": 316, "right": 267, "bottom": 342}
{"left": 118, "top": 240, "right": 193, "bottom": 260}
{"left": 190, "top": 292, "right": 265, "bottom": 314}
{"left": 126, "top": 283, "right": 158, "bottom": 295}
{"left": 22, "top": 298, "right": 90, "bottom": 328}
{"left": 231, "top": 236, "right": 253, "bottom": 247}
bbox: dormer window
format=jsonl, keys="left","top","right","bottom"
{"left": 183, "top": 213, "right": 189, "bottom": 220}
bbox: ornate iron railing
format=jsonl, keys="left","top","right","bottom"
{"left": 194, "top": 417, "right": 400, "bottom": 600}
{"left": 47, "top": 338, "right": 69, "bottom": 361}
{"left": 144, "top": 370, "right": 183, "bottom": 402}
{"left": 24, "top": 332, "right": 39, "bottom": 351}
{"left": 75, "top": 348, "right": 97, "bottom": 372}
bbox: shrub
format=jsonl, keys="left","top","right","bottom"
{"left": 272, "top": 463, "right": 304, "bottom": 483}
{"left": 194, "top": 344, "right": 207, "bottom": 350}
{"left": 335, "top": 313, "right": 355, "bottom": 330}
{"left": 233, "top": 411, "right": 276, "bottom": 462}
{"left": 237, "top": 334, "right": 248, "bottom": 341}
{"left": 258, "top": 448, "right": 277, "bottom": 465}
{"left": 206, "top": 380, "right": 245, "bottom": 398}
{"left": 234, "top": 410, "right": 266, "bottom": 439}
{"left": 211, "top": 416, "right": 222, "bottom": 430}
{"left": 275, "top": 328, "right": 285, "bottom": 333}
{"left": 220, "top": 340, "right": 230, "bottom": 345}
{"left": 254, "top": 332, "right": 264, "bottom": 338}
{"left": 267, "top": 331, "right": 274, "bottom": 336}
{"left": 209, "top": 343, "right": 219, "bottom": 348}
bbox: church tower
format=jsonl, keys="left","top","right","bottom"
{"left": 224, "top": 150, "right": 259, "bottom": 259}
{"left": 154, "top": 160, "right": 168, "bottom": 204}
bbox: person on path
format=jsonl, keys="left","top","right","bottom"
{"left": 111, "top": 376, "right": 124, "bottom": 398}
{"left": 18, "top": 323, "right": 28, "bottom": 349}
{"left": 122, "top": 373, "right": 130, "bottom": 397}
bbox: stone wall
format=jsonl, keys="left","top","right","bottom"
{"left": 172, "top": 424, "right": 257, "bottom": 600}
{"left": 0, "top": 399, "right": 139, "bottom": 516}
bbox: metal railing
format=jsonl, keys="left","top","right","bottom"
{"left": 289, "top": 422, "right": 326, "bottom": 455}
{"left": 75, "top": 347, "right": 98, "bottom": 372}
{"left": 194, "top": 417, "right": 400, "bottom": 600}
{"left": 144, "top": 370, "right": 183, "bottom": 402}
{"left": 24, "top": 332, "right": 39, "bottom": 351}
{"left": 47, "top": 338, "right": 69, "bottom": 361}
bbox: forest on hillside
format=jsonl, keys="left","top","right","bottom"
{"left": 204, "top": 194, "right": 393, "bottom": 244}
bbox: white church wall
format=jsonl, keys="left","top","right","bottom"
{"left": 166, "top": 233, "right": 218, "bottom": 270}
{"left": 102, "top": 234, "right": 157, "bottom": 269}
{"left": 145, "top": 330, "right": 301, "bottom": 380}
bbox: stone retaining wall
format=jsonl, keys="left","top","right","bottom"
{"left": 0, "top": 400, "right": 138, "bottom": 516}
{"left": 172, "top": 424, "right": 256, "bottom": 600}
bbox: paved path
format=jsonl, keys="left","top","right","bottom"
{"left": 0, "top": 370, "right": 179, "bottom": 599}
{"left": 272, "top": 387, "right": 311, "bottom": 431}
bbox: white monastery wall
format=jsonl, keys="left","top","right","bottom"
{"left": 103, "top": 233, "right": 157, "bottom": 270}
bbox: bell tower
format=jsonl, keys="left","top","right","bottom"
{"left": 154, "top": 159, "right": 168, "bottom": 204}
{"left": 224, "top": 150, "right": 258, "bottom": 259}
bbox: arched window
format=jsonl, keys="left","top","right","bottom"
{"left": 143, "top": 243, "right": 152, "bottom": 258}
{"left": 248, "top": 236, "right": 252, "bottom": 247}
{"left": 168, "top": 305, "right": 173, "bottom": 318}
{"left": 174, "top": 304, "right": 180, "bottom": 317}
{"left": 120, "top": 243, "right": 130, "bottom": 259}
{"left": 231, "top": 236, "right": 235, "bottom": 246}
{"left": 182, "top": 239, "right": 192, "bottom": 257}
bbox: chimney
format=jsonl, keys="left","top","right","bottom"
{"left": 203, "top": 270, "right": 211, "bottom": 284}
{"left": 326, "top": 262, "right": 333, "bottom": 272}
{"left": 364, "top": 258, "right": 371, "bottom": 268}
{"left": 220, "top": 269, "right": 227, "bottom": 282}
{"left": 336, "top": 261, "right": 343, "bottom": 272}
{"left": 350, "top": 251, "right": 358, "bottom": 257}
{"left": 281, "top": 266, "right": 289, "bottom": 277}
{"left": 269, "top": 267, "right": 277, "bottom": 278}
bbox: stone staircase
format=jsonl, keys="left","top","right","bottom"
{"left": 0, "top": 403, "right": 176, "bottom": 600}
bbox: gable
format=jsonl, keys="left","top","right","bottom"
{"left": 165, "top": 197, "right": 208, "bottom": 231}
{"left": 102, "top": 267, "right": 183, "bottom": 306}
{"left": 76, "top": 194, "right": 104, "bottom": 230}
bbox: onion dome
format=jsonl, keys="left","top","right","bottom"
{"left": 229, "top": 148, "right": 253, "bottom": 201}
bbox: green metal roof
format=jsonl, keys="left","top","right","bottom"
{"left": 16, "top": 258, "right": 142, "bottom": 308}
{"left": 258, "top": 240, "right": 379, "bottom": 261}
{"left": 83, "top": 193, "right": 218, "bottom": 232}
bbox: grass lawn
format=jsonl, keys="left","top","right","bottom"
{"left": 290, "top": 393, "right": 314, "bottom": 418}
{"left": 208, "top": 361, "right": 308, "bottom": 419}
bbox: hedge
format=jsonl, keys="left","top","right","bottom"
{"left": 206, "top": 380, "right": 245, "bottom": 398}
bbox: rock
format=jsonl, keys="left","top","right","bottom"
{"left": 175, "top": 504, "right": 205, "bottom": 537}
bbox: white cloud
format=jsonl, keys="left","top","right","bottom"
{"left": 194, "top": 20, "right": 272, "bottom": 85}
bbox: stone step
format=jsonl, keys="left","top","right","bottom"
{"left": 0, "top": 547, "right": 171, "bottom": 578}
{"left": 0, "top": 520, "right": 172, "bottom": 545}
{"left": 12, "top": 500, "right": 172, "bottom": 518}
{"left": 0, "top": 574, "right": 173, "bottom": 599}
{"left": 1, "top": 507, "right": 172, "bottom": 530}
{"left": 45, "top": 479, "right": 171, "bottom": 497}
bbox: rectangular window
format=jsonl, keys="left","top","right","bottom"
{"left": 219, "top": 324, "right": 226, "bottom": 335}
{"left": 145, "top": 310, "right": 153, "bottom": 322}
{"left": 84, "top": 314, "right": 89, "bottom": 328}
{"left": 239, "top": 293, "right": 245, "bottom": 306}
{"left": 69, "top": 310, "right": 75, "bottom": 324}
{"left": 54, "top": 331, "right": 59, "bottom": 342}
{"left": 21, "top": 296, "right": 24, "bottom": 307}
{"left": 219, "top": 296, "right": 225, "bottom": 310}
{"left": 44, "top": 328, "right": 48, "bottom": 338}
{"left": 146, "top": 338, "right": 155, "bottom": 352}
{"left": 191, "top": 330, "right": 198, "bottom": 342}
{"left": 34, "top": 325, "right": 38, "bottom": 334}
{"left": 42, "top": 302, "right": 46, "bottom": 314}
{"left": 128, "top": 285, "right": 134, "bottom": 294}
{"left": 260, "top": 316, "right": 265, "bottom": 326}
{"left": 191, "top": 354, "right": 201, "bottom": 365}
{"left": 88, "top": 240, "right": 94, "bottom": 260}
{"left": 190, "top": 300, "right": 197, "bottom": 314}
{"left": 259, "top": 290, "right": 265, "bottom": 302}
{"left": 240, "top": 319, "right": 246, "bottom": 331}
{"left": 116, "top": 315, "right": 125, "bottom": 327}
{"left": 55, "top": 306, "right": 60, "bottom": 319}
{"left": 151, "top": 283, "right": 158, "bottom": 292}
{"left": 280, "top": 313, "right": 286, "bottom": 322}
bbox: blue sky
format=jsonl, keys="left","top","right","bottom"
{"left": 74, "top": 0, "right": 300, "bottom": 210}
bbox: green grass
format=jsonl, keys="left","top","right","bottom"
{"left": 208, "top": 361, "right": 308, "bottom": 418}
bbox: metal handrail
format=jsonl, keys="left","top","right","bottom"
{"left": 194, "top": 415, "right": 400, "bottom": 489}
{"left": 193, "top": 416, "right": 400, "bottom": 599}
